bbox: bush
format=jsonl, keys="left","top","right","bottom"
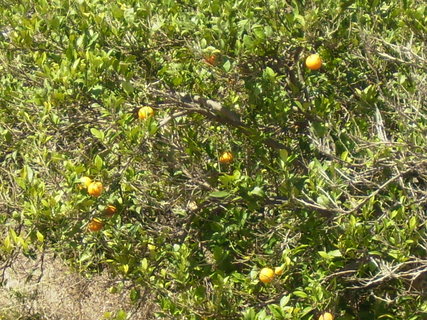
{"left": 1, "top": 0, "right": 426, "bottom": 319}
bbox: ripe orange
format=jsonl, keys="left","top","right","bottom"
{"left": 259, "top": 267, "right": 275, "bottom": 283}
{"left": 319, "top": 312, "right": 334, "bottom": 320}
{"left": 87, "top": 181, "right": 103, "bottom": 197}
{"left": 138, "top": 106, "right": 154, "bottom": 120}
{"left": 274, "top": 265, "right": 285, "bottom": 276}
{"left": 305, "top": 54, "right": 322, "bottom": 70}
{"left": 219, "top": 151, "right": 233, "bottom": 164}
{"left": 104, "top": 204, "right": 117, "bottom": 217}
{"left": 204, "top": 54, "right": 216, "bottom": 65}
{"left": 80, "top": 176, "right": 92, "bottom": 189}
{"left": 88, "top": 218, "right": 103, "bottom": 232}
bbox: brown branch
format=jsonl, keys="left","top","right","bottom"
{"left": 151, "top": 89, "right": 289, "bottom": 150}
{"left": 158, "top": 110, "right": 190, "bottom": 128}
{"left": 345, "top": 168, "right": 413, "bottom": 214}
{"left": 348, "top": 259, "right": 427, "bottom": 290}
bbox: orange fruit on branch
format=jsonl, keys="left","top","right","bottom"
{"left": 104, "top": 204, "right": 117, "bottom": 217}
{"left": 87, "top": 181, "right": 103, "bottom": 197}
{"left": 259, "top": 267, "right": 275, "bottom": 283}
{"left": 305, "top": 54, "right": 322, "bottom": 70}
{"left": 219, "top": 151, "right": 233, "bottom": 164}
{"left": 204, "top": 54, "right": 217, "bottom": 65}
{"left": 88, "top": 218, "right": 103, "bottom": 232}
{"left": 319, "top": 312, "right": 334, "bottom": 320}
{"left": 138, "top": 106, "right": 154, "bottom": 120}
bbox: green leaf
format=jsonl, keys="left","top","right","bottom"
{"left": 256, "top": 310, "right": 271, "bottom": 320}
{"left": 94, "top": 155, "right": 103, "bottom": 170}
{"left": 408, "top": 216, "right": 417, "bottom": 231}
{"left": 111, "top": 5, "right": 124, "bottom": 19}
{"left": 279, "top": 149, "right": 288, "bottom": 163}
{"left": 90, "top": 85, "right": 103, "bottom": 97}
{"left": 268, "top": 304, "right": 284, "bottom": 318}
{"left": 209, "top": 191, "right": 230, "bottom": 198}
{"left": 122, "top": 81, "right": 134, "bottom": 94}
{"left": 264, "top": 67, "right": 276, "bottom": 78}
{"left": 141, "top": 258, "right": 148, "bottom": 271}
{"left": 294, "top": 14, "right": 305, "bottom": 26}
{"left": 219, "top": 173, "right": 236, "bottom": 186}
{"left": 293, "top": 290, "right": 308, "bottom": 298}
{"left": 328, "top": 249, "right": 342, "bottom": 257}
{"left": 312, "top": 121, "right": 327, "bottom": 137}
{"left": 301, "top": 306, "right": 314, "bottom": 316}
{"left": 148, "top": 120, "right": 158, "bottom": 135}
{"left": 9, "top": 229, "right": 18, "bottom": 243}
{"left": 341, "top": 150, "right": 351, "bottom": 162}
{"left": 90, "top": 128, "right": 104, "bottom": 141}
{"left": 22, "top": 165, "right": 34, "bottom": 183}
{"left": 253, "top": 26, "right": 266, "bottom": 39}
{"left": 3, "top": 235, "right": 12, "bottom": 251}
{"left": 36, "top": 231, "right": 44, "bottom": 243}
{"left": 114, "top": 310, "right": 127, "bottom": 320}
{"left": 223, "top": 60, "right": 231, "bottom": 72}
{"left": 243, "top": 308, "right": 256, "bottom": 320}
{"left": 318, "top": 251, "right": 332, "bottom": 260}
{"left": 121, "top": 264, "right": 129, "bottom": 274}
{"left": 94, "top": 155, "right": 104, "bottom": 170}
{"left": 280, "top": 295, "right": 290, "bottom": 308}
{"left": 130, "top": 289, "right": 140, "bottom": 302}
{"left": 248, "top": 186, "right": 264, "bottom": 197}
{"left": 108, "top": 286, "right": 118, "bottom": 294}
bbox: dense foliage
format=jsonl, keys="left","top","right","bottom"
{"left": 1, "top": 0, "right": 426, "bottom": 319}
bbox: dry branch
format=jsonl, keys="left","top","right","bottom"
{"left": 152, "top": 89, "right": 289, "bottom": 150}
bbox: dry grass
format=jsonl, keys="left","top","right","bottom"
{"left": 0, "top": 251, "right": 156, "bottom": 320}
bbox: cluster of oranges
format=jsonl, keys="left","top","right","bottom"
{"left": 80, "top": 104, "right": 237, "bottom": 233}
{"left": 81, "top": 52, "right": 322, "bottom": 240}
{"left": 80, "top": 176, "right": 104, "bottom": 198}
{"left": 77, "top": 53, "right": 327, "bottom": 311}
{"left": 258, "top": 266, "right": 285, "bottom": 284}
{"left": 135, "top": 53, "right": 322, "bottom": 166}
{"left": 136, "top": 55, "right": 321, "bottom": 167}
{"left": 79, "top": 105, "right": 152, "bottom": 232}
{"left": 79, "top": 176, "right": 118, "bottom": 232}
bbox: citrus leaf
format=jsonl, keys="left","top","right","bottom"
{"left": 90, "top": 128, "right": 104, "bottom": 140}
{"left": 209, "top": 191, "right": 230, "bottom": 198}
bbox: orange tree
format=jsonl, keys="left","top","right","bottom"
{"left": 0, "top": 0, "right": 426, "bottom": 319}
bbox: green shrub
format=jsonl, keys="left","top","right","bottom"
{"left": 1, "top": 0, "right": 426, "bottom": 319}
